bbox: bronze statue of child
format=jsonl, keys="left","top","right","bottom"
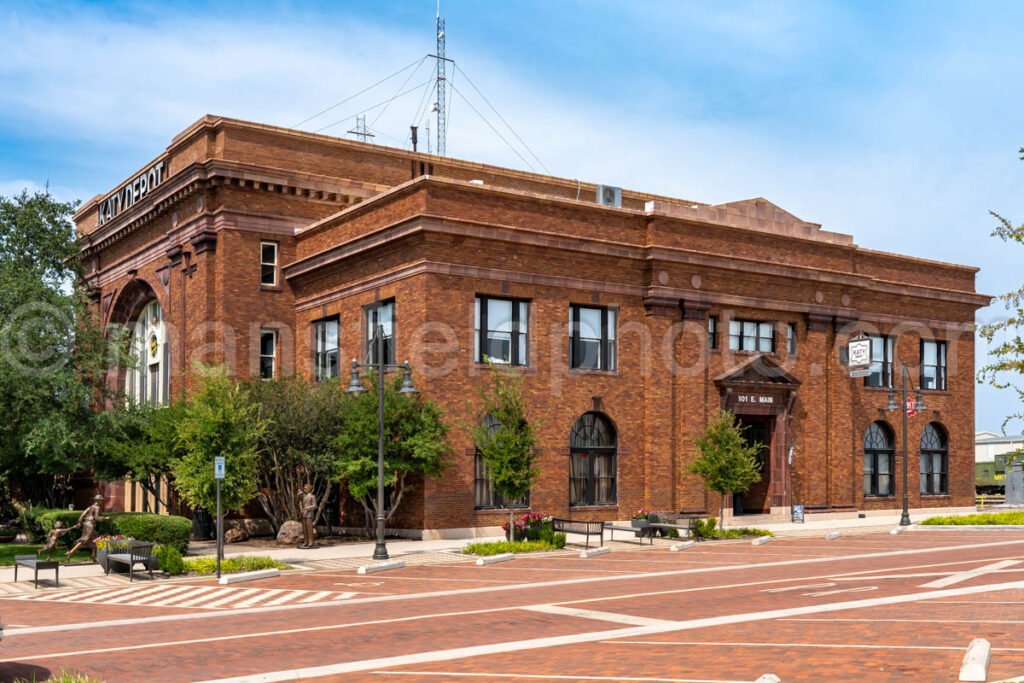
{"left": 39, "top": 521, "right": 77, "bottom": 561}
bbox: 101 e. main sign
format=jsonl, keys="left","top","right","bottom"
{"left": 97, "top": 160, "right": 166, "bottom": 227}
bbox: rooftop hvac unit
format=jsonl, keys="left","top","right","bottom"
{"left": 596, "top": 184, "right": 622, "bottom": 208}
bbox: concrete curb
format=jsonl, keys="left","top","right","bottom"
{"left": 911, "top": 525, "right": 1024, "bottom": 531}
{"left": 475, "top": 553, "right": 515, "bottom": 566}
{"left": 579, "top": 546, "right": 610, "bottom": 559}
{"left": 752, "top": 536, "right": 772, "bottom": 546}
{"left": 825, "top": 531, "right": 841, "bottom": 540}
{"left": 670, "top": 541, "right": 696, "bottom": 552}
{"left": 217, "top": 568, "right": 280, "bottom": 585}
{"left": 959, "top": 637, "right": 991, "bottom": 682}
{"left": 356, "top": 560, "right": 406, "bottom": 575}
{"left": 890, "top": 527, "right": 906, "bottom": 535}
{"left": 755, "top": 674, "right": 781, "bottom": 683}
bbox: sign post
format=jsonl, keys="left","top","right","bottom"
{"left": 214, "top": 456, "right": 225, "bottom": 580}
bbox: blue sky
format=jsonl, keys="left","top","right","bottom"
{"left": 2, "top": 1, "right": 1022, "bottom": 432}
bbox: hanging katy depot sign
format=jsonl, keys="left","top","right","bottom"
{"left": 96, "top": 160, "right": 166, "bottom": 227}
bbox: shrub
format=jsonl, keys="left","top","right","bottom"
{"left": 155, "top": 545, "right": 186, "bottom": 576}
{"left": 691, "top": 517, "right": 771, "bottom": 540}
{"left": 463, "top": 539, "right": 564, "bottom": 556}
{"left": 28, "top": 509, "right": 190, "bottom": 554}
{"left": 112, "top": 513, "right": 191, "bottom": 554}
{"left": 921, "top": 512, "right": 1024, "bottom": 526}
{"left": 183, "top": 555, "right": 288, "bottom": 575}
{"left": 15, "top": 669, "right": 105, "bottom": 683}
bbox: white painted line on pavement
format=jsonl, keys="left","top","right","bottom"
{"left": 197, "top": 588, "right": 261, "bottom": 609}
{"left": 803, "top": 586, "right": 877, "bottom": 598}
{"left": 762, "top": 583, "right": 834, "bottom": 593}
{"left": 523, "top": 604, "right": 675, "bottom": 627}
{"left": 10, "top": 536, "right": 1024, "bottom": 638}
{"left": 233, "top": 589, "right": 287, "bottom": 608}
{"left": 192, "top": 578, "right": 1024, "bottom": 683}
{"left": 920, "top": 559, "right": 1021, "bottom": 588}
{"left": 370, "top": 673, "right": 748, "bottom": 682}
{"left": 609, "top": 640, "right": 966, "bottom": 651}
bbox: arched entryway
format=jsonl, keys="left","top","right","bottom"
{"left": 108, "top": 279, "right": 169, "bottom": 406}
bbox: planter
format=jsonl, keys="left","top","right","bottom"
{"left": 630, "top": 519, "right": 650, "bottom": 528}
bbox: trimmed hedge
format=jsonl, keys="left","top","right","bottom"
{"left": 184, "top": 555, "right": 287, "bottom": 575}
{"left": 463, "top": 537, "right": 566, "bottom": 556}
{"left": 21, "top": 508, "right": 191, "bottom": 554}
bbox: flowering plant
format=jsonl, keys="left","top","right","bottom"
{"left": 631, "top": 508, "right": 649, "bottom": 521}
{"left": 94, "top": 534, "right": 131, "bottom": 550}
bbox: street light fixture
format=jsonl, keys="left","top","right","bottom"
{"left": 884, "top": 362, "right": 927, "bottom": 527}
{"left": 346, "top": 323, "right": 417, "bottom": 560}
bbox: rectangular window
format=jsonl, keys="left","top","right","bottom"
{"left": 863, "top": 452, "right": 894, "bottom": 496}
{"left": 365, "top": 300, "right": 395, "bottom": 365}
{"left": 708, "top": 316, "right": 719, "bottom": 350}
{"left": 474, "top": 453, "right": 529, "bottom": 509}
{"left": 475, "top": 297, "right": 529, "bottom": 366}
{"left": 313, "top": 317, "right": 340, "bottom": 381}
{"left": 920, "top": 452, "right": 948, "bottom": 495}
{"left": 864, "top": 335, "right": 895, "bottom": 388}
{"left": 259, "top": 329, "right": 277, "bottom": 379}
{"left": 570, "top": 305, "right": 617, "bottom": 371}
{"left": 787, "top": 323, "right": 797, "bottom": 356}
{"left": 260, "top": 242, "right": 278, "bottom": 287}
{"left": 728, "top": 319, "right": 775, "bottom": 353}
{"left": 920, "top": 340, "right": 947, "bottom": 391}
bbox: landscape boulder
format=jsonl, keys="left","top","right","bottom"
{"left": 224, "top": 527, "right": 249, "bottom": 544}
{"left": 276, "top": 520, "right": 304, "bottom": 545}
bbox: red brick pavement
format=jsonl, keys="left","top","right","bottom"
{"left": 2, "top": 531, "right": 1024, "bottom": 683}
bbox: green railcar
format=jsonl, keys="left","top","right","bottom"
{"left": 976, "top": 459, "right": 1007, "bottom": 495}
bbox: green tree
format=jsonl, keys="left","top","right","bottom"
{"left": 172, "top": 366, "right": 263, "bottom": 512}
{"left": 92, "top": 400, "right": 186, "bottom": 511}
{"left": 689, "top": 410, "right": 763, "bottom": 527}
{"left": 470, "top": 364, "right": 538, "bottom": 541}
{"left": 333, "top": 372, "right": 450, "bottom": 535}
{"left": 980, "top": 147, "right": 1024, "bottom": 432}
{"left": 246, "top": 376, "right": 346, "bottom": 533}
{"left": 0, "top": 189, "right": 128, "bottom": 506}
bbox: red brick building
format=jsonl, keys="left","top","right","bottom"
{"left": 76, "top": 115, "right": 989, "bottom": 536}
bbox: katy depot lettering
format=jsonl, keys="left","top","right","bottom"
{"left": 97, "top": 160, "right": 165, "bottom": 226}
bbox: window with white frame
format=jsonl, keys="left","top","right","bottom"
{"left": 920, "top": 340, "right": 947, "bottom": 391}
{"left": 126, "top": 300, "right": 168, "bottom": 406}
{"left": 728, "top": 319, "right": 774, "bottom": 353}
{"left": 364, "top": 300, "right": 395, "bottom": 365}
{"left": 259, "top": 329, "right": 277, "bottom": 379}
{"left": 865, "top": 334, "right": 895, "bottom": 388}
{"left": 260, "top": 242, "right": 278, "bottom": 286}
{"left": 313, "top": 317, "right": 340, "bottom": 381}
{"left": 569, "top": 305, "right": 616, "bottom": 370}
{"left": 475, "top": 296, "right": 528, "bottom": 365}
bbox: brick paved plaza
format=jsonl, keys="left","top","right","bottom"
{"left": 3, "top": 530, "right": 1024, "bottom": 682}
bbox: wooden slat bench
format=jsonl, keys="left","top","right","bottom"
{"left": 104, "top": 541, "right": 155, "bottom": 582}
{"left": 14, "top": 555, "right": 59, "bottom": 589}
{"left": 551, "top": 518, "right": 604, "bottom": 549}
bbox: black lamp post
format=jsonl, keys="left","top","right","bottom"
{"left": 346, "top": 323, "right": 417, "bottom": 560}
{"left": 885, "top": 362, "right": 927, "bottom": 527}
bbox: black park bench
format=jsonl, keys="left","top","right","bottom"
{"left": 14, "top": 555, "right": 59, "bottom": 589}
{"left": 551, "top": 518, "right": 604, "bottom": 549}
{"left": 104, "top": 541, "right": 155, "bottom": 582}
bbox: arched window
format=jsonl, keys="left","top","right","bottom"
{"left": 126, "top": 300, "right": 168, "bottom": 406}
{"left": 863, "top": 421, "right": 895, "bottom": 497}
{"left": 569, "top": 412, "right": 617, "bottom": 506}
{"left": 920, "top": 423, "right": 948, "bottom": 495}
{"left": 474, "top": 414, "right": 529, "bottom": 510}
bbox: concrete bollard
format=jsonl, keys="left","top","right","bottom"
{"left": 890, "top": 526, "right": 905, "bottom": 535}
{"left": 958, "top": 638, "right": 991, "bottom": 682}
{"left": 357, "top": 560, "right": 405, "bottom": 574}
{"left": 825, "top": 531, "right": 841, "bottom": 541}
{"left": 218, "top": 568, "right": 280, "bottom": 585}
{"left": 755, "top": 674, "right": 781, "bottom": 683}
{"left": 579, "top": 546, "right": 611, "bottom": 559}
{"left": 670, "top": 541, "right": 696, "bottom": 552}
{"left": 475, "top": 553, "right": 515, "bottom": 566}
{"left": 752, "top": 536, "right": 773, "bottom": 546}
